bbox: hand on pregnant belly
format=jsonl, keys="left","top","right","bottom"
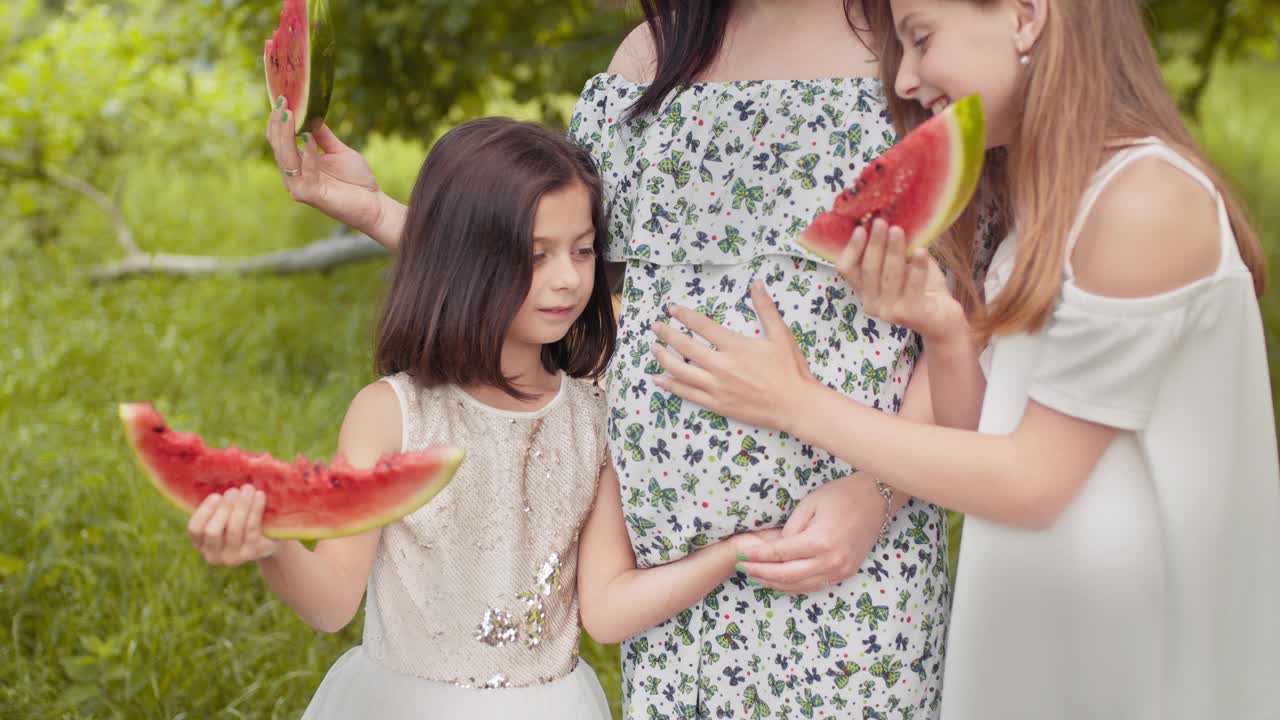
{"left": 653, "top": 280, "right": 814, "bottom": 432}
{"left": 735, "top": 473, "right": 886, "bottom": 594}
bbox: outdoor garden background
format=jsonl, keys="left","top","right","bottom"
{"left": 2, "top": 1, "right": 1277, "bottom": 717}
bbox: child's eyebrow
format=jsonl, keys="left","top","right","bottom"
{"left": 895, "top": 12, "right": 920, "bottom": 38}
{"left": 533, "top": 228, "right": 596, "bottom": 243}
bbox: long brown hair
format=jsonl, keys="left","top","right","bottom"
{"left": 375, "top": 118, "right": 616, "bottom": 399}
{"left": 861, "top": 0, "right": 1266, "bottom": 337}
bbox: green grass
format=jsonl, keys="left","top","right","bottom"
{"left": 3, "top": 61, "right": 1278, "bottom": 719}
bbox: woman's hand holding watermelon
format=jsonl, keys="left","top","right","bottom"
{"left": 188, "top": 485, "right": 282, "bottom": 567}
{"left": 836, "top": 218, "right": 967, "bottom": 346}
{"left": 265, "top": 102, "right": 390, "bottom": 242}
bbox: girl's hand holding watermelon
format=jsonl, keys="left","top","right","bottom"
{"left": 837, "top": 218, "right": 986, "bottom": 430}
{"left": 836, "top": 218, "right": 966, "bottom": 346}
{"left": 265, "top": 104, "right": 396, "bottom": 243}
{"left": 187, "top": 485, "right": 282, "bottom": 566}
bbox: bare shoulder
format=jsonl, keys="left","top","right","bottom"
{"left": 607, "top": 22, "right": 658, "bottom": 83}
{"left": 1071, "top": 155, "right": 1222, "bottom": 298}
{"left": 337, "top": 380, "right": 403, "bottom": 465}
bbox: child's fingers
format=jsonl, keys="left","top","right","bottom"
{"left": 245, "top": 489, "right": 267, "bottom": 544}
{"left": 837, "top": 225, "right": 867, "bottom": 289}
{"left": 860, "top": 219, "right": 889, "bottom": 307}
{"left": 222, "top": 486, "right": 255, "bottom": 551}
{"left": 881, "top": 226, "right": 907, "bottom": 301}
{"left": 906, "top": 249, "right": 930, "bottom": 297}
{"left": 739, "top": 556, "right": 825, "bottom": 587}
{"left": 201, "top": 489, "right": 237, "bottom": 554}
{"left": 187, "top": 494, "right": 221, "bottom": 547}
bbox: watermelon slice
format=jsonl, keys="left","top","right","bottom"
{"left": 798, "top": 94, "right": 985, "bottom": 261}
{"left": 263, "top": 0, "right": 335, "bottom": 135}
{"left": 119, "top": 403, "right": 463, "bottom": 540}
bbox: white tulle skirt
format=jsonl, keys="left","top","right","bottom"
{"left": 300, "top": 645, "right": 612, "bottom": 720}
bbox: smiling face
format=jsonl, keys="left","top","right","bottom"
{"left": 890, "top": 0, "right": 1044, "bottom": 148}
{"left": 506, "top": 181, "right": 599, "bottom": 351}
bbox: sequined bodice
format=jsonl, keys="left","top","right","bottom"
{"left": 365, "top": 373, "right": 607, "bottom": 688}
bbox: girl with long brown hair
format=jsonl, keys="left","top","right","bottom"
{"left": 650, "top": 1, "right": 1280, "bottom": 717}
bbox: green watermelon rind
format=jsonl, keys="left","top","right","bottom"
{"left": 118, "top": 403, "right": 464, "bottom": 541}
{"left": 263, "top": 0, "right": 336, "bottom": 135}
{"left": 908, "top": 94, "right": 986, "bottom": 252}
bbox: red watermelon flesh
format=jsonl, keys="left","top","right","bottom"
{"left": 263, "top": 0, "right": 335, "bottom": 134}
{"left": 119, "top": 403, "right": 463, "bottom": 540}
{"left": 798, "top": 94, "right": 985, "bottom": 262}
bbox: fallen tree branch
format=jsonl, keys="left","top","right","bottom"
{"left": 90, "top": 230, "right": 387, "bottom": 280}
{"left": 0, "top": 149, "right": 389, "bottom": 280}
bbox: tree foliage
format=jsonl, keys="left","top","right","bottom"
{"left": 212, "top": 0, "right": 633, "bottom": 140}
{"left": 1146, "top": 0, "right": 1280, "bottom": 116}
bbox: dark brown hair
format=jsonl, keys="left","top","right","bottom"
{"left": 375, "top": 117, "right": 616, "bottom": 398}
{"left": 625, "top": 1, "right": 872, "bottom": 121}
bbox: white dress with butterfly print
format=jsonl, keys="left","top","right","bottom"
{"left": 571, "top": 74, "right": 955, "bottom": 720}
{"left": 942, "top": 140, "right": 1280, "bottom": 720}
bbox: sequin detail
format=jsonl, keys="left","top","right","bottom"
{"left": 483, "top": 673, "right": 511, "bottom": 689}
{"left": 475, "top": 553, "right": 567, "bottom": 649}
{"left": 475, "top": 608, "right": 520, "bottom": 647}
{"left": 534, "top": 553, "right": 563, "bottom": 597}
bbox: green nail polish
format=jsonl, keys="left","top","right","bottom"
{"left": 281, "top": 109, "right": 289, "bottom": 123}
{"left": 735, "top": 563, "right": 745, "bottom": 574}
{"left": 275, "top": 96, "right": 284, "bottom": 109}
{"left": 747, "top": 578, "right": 761, "bottom": 587}
{"left": 736, "top": 553, "right": 748, "bottom": 562}
{"left": 301, "top": 132, "right": 310, "bottom": 144}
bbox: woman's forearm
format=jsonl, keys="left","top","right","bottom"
{"left": 366, "top": 192, "right": 408, "bottom": 251}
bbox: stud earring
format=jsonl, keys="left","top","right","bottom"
{"left": 1014, "top": 37, "right": 1031, "bottom": 67}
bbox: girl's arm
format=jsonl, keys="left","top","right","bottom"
{"left": 651, "top": 282, "right": 1116, "bottom": 530}
{"left": 777, "top": 383, "right": 1114, "bottom": 530}
{"left": 577, "top": 457, "right": 763, "bottom": 644}
{"left": 188, "top": 381, "right": 402, "bottom": 632}
{"left": 921, "top": 331, "right": 986, "bottom": 431}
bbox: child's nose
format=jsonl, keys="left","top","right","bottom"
{"left": 552, "top": 255, "right": 581, "bottom": 290}
{"left": 895, "top": 56, "right": 921, "bottom": 102}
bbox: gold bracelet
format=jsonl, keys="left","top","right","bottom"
{"left": 872, "top": 476, "right": 894, "bottom": 539}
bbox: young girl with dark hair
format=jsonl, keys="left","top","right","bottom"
{"left": 188, "top": 117, "right": 773, "bottom": 719}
